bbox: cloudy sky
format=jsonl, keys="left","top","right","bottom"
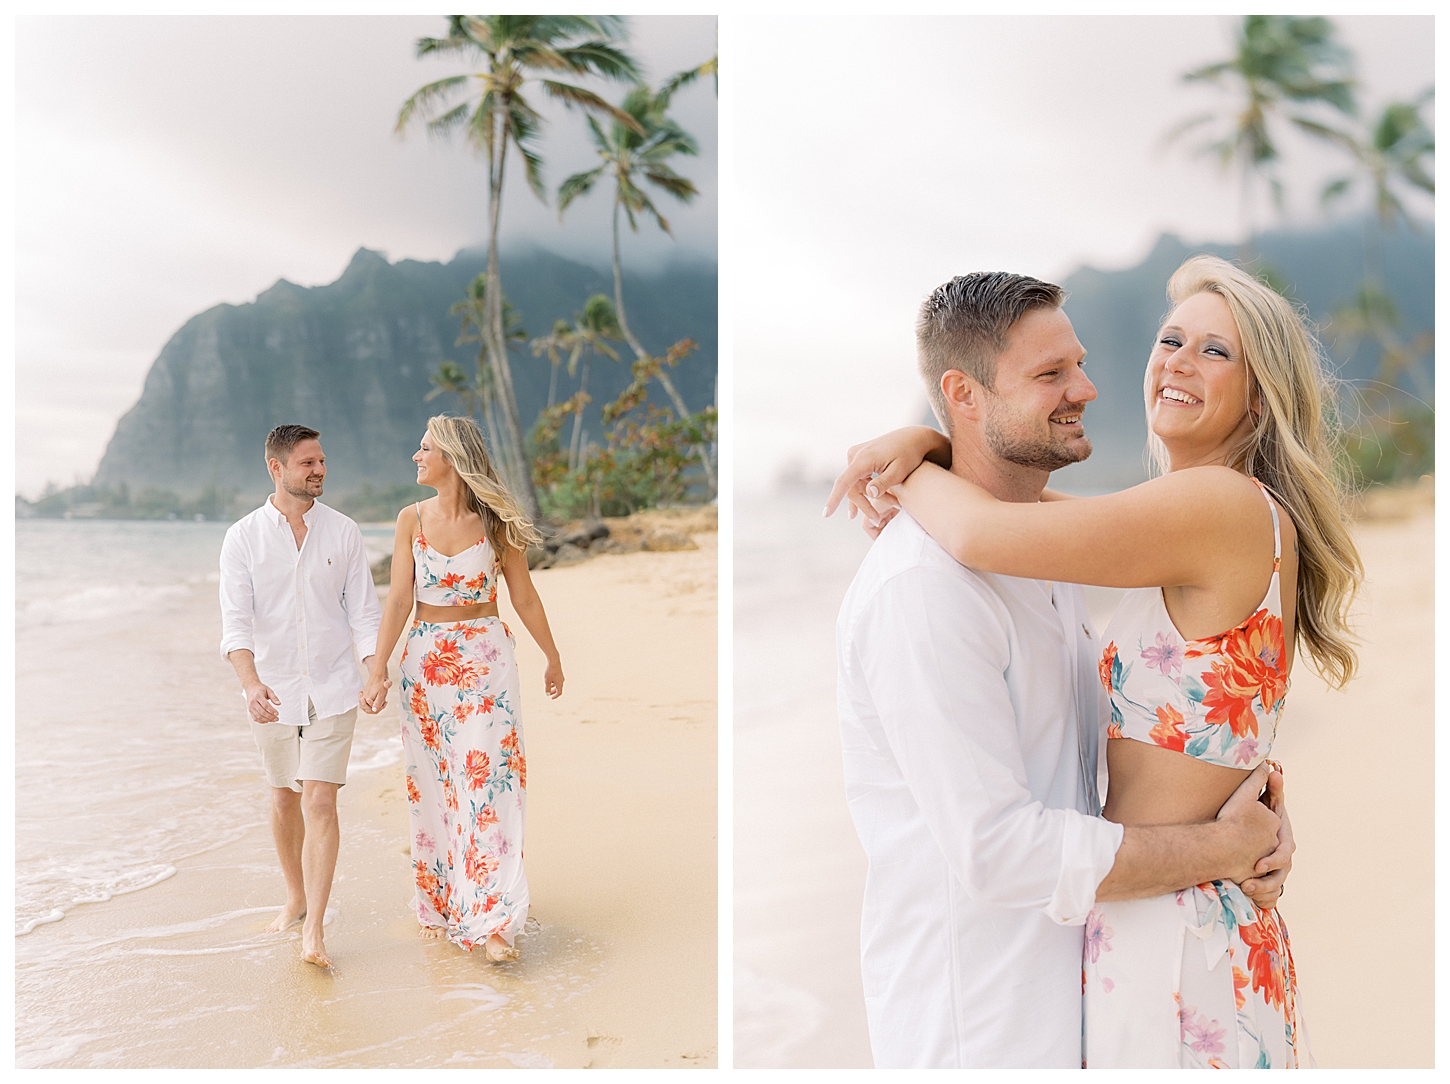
{"left": 731, "top": 13, "right": 1434, "bottom": 494}
{"left": 14, "top": 14, "right": 717, "bottom": 496}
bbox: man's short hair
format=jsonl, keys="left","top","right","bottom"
{"left": 917, "top": 272, "right": 1066, "bottom": 432}
{"left": 264, "top": 424, "right": 321, "bottom": 466}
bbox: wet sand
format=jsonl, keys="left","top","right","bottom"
{"left": 734, "top": 489, "right": 1433, "bottom": 1069}
{"left": 16, "top": 530, "right": 717, "bottom": 1070}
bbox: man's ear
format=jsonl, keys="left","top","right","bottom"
{"left": 941, "top": 369, "right": 984, "bottom": 425}
{"left": 267, "top": 456, "right": 282, "bottom": 482}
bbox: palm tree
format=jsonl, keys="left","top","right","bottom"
{"left": 1320, "top": 89, "right": 1434, "bottom": 279}
{"left": 397, "top": 15, "right": 641, "bottom": 521}
{"left": 530, "top": 318, "right": 575, "bottom": 409}
{"left": 559, "top": 294, "right": 623, "bottom": 472}
{"left": 430, "top": 273, "right": 530, "bottom": 489}
{"left": 557, "top": 79, "right": 715, "bottom": 491}
{"left": 1168, "top": 15, "right": 1356, "bottom": 255}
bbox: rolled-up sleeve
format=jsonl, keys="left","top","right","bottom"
{"left": 849, "top": 566, "right": 1121, "bottom": 926}
{"left": 218, "top": 527, "right": 255, "bottom": 660}
{"left": 342, "top": 522, "right": 382, "bottom": 661}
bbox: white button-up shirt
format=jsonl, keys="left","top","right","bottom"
{"left": 219, "top": 496, "right": 381, "bottom": 727}
{"left": 836, "top": 512, "right": 1124, "bottom": 1069}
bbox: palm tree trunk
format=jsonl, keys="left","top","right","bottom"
{"left": 570, "top": 356, "right": 591, "bottom": 473}
{"left": 485, "top": 100, "right": 544, "bottom": 521}
{"left": 610, "top": 201, "right": 716, "bottom": 495}
{"left": 547, "top": 358, "right": 560, "bottom": 408}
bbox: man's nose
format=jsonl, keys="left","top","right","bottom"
{"left": 1069, "top": 367, "right": 1097, "bottom": 404}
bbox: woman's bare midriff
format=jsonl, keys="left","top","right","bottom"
{"left": 1103, "top": 737, "right": 1251, "bottom": 826}
{"left": 414, "top": 601, "right": 499, "bottom": 623}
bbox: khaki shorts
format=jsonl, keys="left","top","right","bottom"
{"left": 250, "top": 700, "right": 357, "bottom": 793}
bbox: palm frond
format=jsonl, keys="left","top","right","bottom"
{"left": 557, "top": 165, "right": 607, "bottom": 217}
{"left": 541, "top": 81, "right": 646, "bottom": 134}
{"left": 395, "top": 75, "right": 469, "bottom": 135}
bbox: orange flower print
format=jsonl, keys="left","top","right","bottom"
{"left": 1239, "top": 912, "right": 1288, "bottom": 1011}
{"left": 419, "top": 714, "right": 441, "bottom": 752}
{"left": 414, "top": 860, "right": 437, "bottom": 896}
{"left": 406, "top": 774, "right": 421, "bottom": 804}
{"left": 477, "top": 695, "right": 497, "bottom": 716}
{"left": 475, "top": 805, "right": 498, "bottom": 831}
{"left": 455, "top": 663, "right": 486, "bottom": 691}
{"left": 1098, "top": 642, "right": 1118, "bottom": 692}
{"left": 409, "top": 682, "right": 429, "bottom": 721}
{"left": 440, "top": 572, "right": 466, "bottom": 589}
{"left": 421, "top": 638, "right": 467, "bottom": 685}
{"left": 443, "top": 775, "right": 459, "bottom": 812}
{"left": 515, "top": 754, "right": 527, "bottom": 790}
{"left": 500, "top": 728, "right": 519, "bottom": 755}
{"left": 1149, "top": 704, "right": 1189, "bottom": 752}
{"left": 464, "top": 749, "right": 491, "bottom": 790}
{"left": 1107, "top": 721, "right": 1123, "bottom": 739}
{"left": 1197, "top": 610, "right": 1287, "bottom": 737}
{"left": 465, "top": 571, "right": 487, "bottom": 593}
{"left": 1232, "top": 965, "right": 1250, "bottom": 1011}
{"left": 464, "top": 838, "right": 499, "bottom": 886}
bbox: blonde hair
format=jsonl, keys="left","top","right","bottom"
{"left": 425, "top": 415, "right": 542, "bottom": 555}
{"left": 1145, "top": 255, "right": 1362, "bottom": 687}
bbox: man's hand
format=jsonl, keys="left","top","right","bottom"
{"left": 1214, "top": 764, "right": 1282, "bottom": 884}
{"left": 246, "top": 683, "right": 282, "bottom": 723}
{"left": 1240, "top": 768, "right": 1294, "bottom": 909}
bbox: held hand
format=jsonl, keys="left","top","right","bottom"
{"left": 246, "top": 683, "right": 282, "bottom": 724}
{"left": 359, "top": 672, "right": 392, "bottom": 715}
{"left": 1241, "top": 769, "right": 1294, "bottom": 909}
{"left": 823, "top": 428, "right": 943, "bottom": 524}
{"left": 1214, "top": 764, "right": 1281, "bottom": 884}
{"left": 543, "top": 658, "right": 564, "bottom": 699}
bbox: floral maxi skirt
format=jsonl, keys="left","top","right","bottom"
{"left": 400, "top": 617, "right": 527, "bottom": 950}
{"left": 1083, "top": 882, "right": 1311, "bottom": 1068}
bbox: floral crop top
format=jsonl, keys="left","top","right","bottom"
{"left": 1097, "top": 480, "right": 1289, "bottom": 770}
{"left": 412, "top": 503, "right": 499, "bottom": 606}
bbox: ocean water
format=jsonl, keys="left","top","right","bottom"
{"left": 14, "top": 519, "right": 400, "bottom": 939}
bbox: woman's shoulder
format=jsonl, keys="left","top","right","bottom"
{"left": 1152, "top": 464, "right": 1267, "bottom": 509}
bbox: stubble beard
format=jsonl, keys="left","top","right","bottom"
{"left": 983, "top": 399, "right": 1092, "bottom": 472}
{"left": 283, "top": 477, "right": 324, "bottom": 500}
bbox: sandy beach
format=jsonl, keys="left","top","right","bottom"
{"left": 16, "top": 516, "right": 716, "bottom": 1070}
{"left": 734, "top": 486, "right": 1433, "bottom": 1069}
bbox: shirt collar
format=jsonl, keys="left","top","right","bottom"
{"left": 265, "top": 495, "right": 317, "bottom": 524}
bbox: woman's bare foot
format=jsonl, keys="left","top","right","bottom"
{"left": 419, "top": 924, "right": 447, "bottom": 941}
{"left": 300, "top": 922, "right": 332, "bottom": 968}
{"left": 263, "top": 901, "right": 306, "bottom": 934}
{"left": 484, "top": 934, "right": 519, "bottom": 962}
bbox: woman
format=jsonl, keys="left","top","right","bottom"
{"left": 361, "top": 415, "right": 564, "bottom": 961}
{"left": 832, "top": 256, "right": 1360, "bottom": 1067}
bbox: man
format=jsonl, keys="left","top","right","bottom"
{"left": 826, "top": 273, "right": 1289, "bottom": 1068}
{"left": 219, "top": 423, "right": 382, "bottom": 969}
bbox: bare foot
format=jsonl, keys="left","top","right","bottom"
{"left": 419, "top": 924, "right": 447, "bottom": 941}
{"left": 300, "top": 925, "right": 332, "bottom": 969}
{"left": 263, "top": 902, "right": 306, "bottom": 934}
{"left": 484, "top": 934, "right": 520, "bottom": 962}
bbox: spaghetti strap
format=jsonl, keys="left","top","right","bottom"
{"left": 414, "top": 502, "right": 422, "bottom": 533}
{"left": 1252, "top": 479, "right": 1282, "bottom": 566}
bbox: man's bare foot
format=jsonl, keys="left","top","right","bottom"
{"left": 484, "top": 934, "right": 519, "bottom": 962}
{"left": 300, "top": 926, "right": 332, "bottom": 968}
{"left": 419, "top": 924, "right": 447, "bottom": 941}
{"left": 263, "top": 902, "right": 306, "bottom": 934}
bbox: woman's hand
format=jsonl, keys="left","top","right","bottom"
{"left": 823, "top": 426, "right": 951, "bottom": 526}
{"left": 543, "top": 656, "right": 565, "bottom": 699}
{"left": 359, "top": 669, "right": 392, "bottom": 714}
{"left": 1240, "top": 768, "right": 1294, "bottom": 909}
